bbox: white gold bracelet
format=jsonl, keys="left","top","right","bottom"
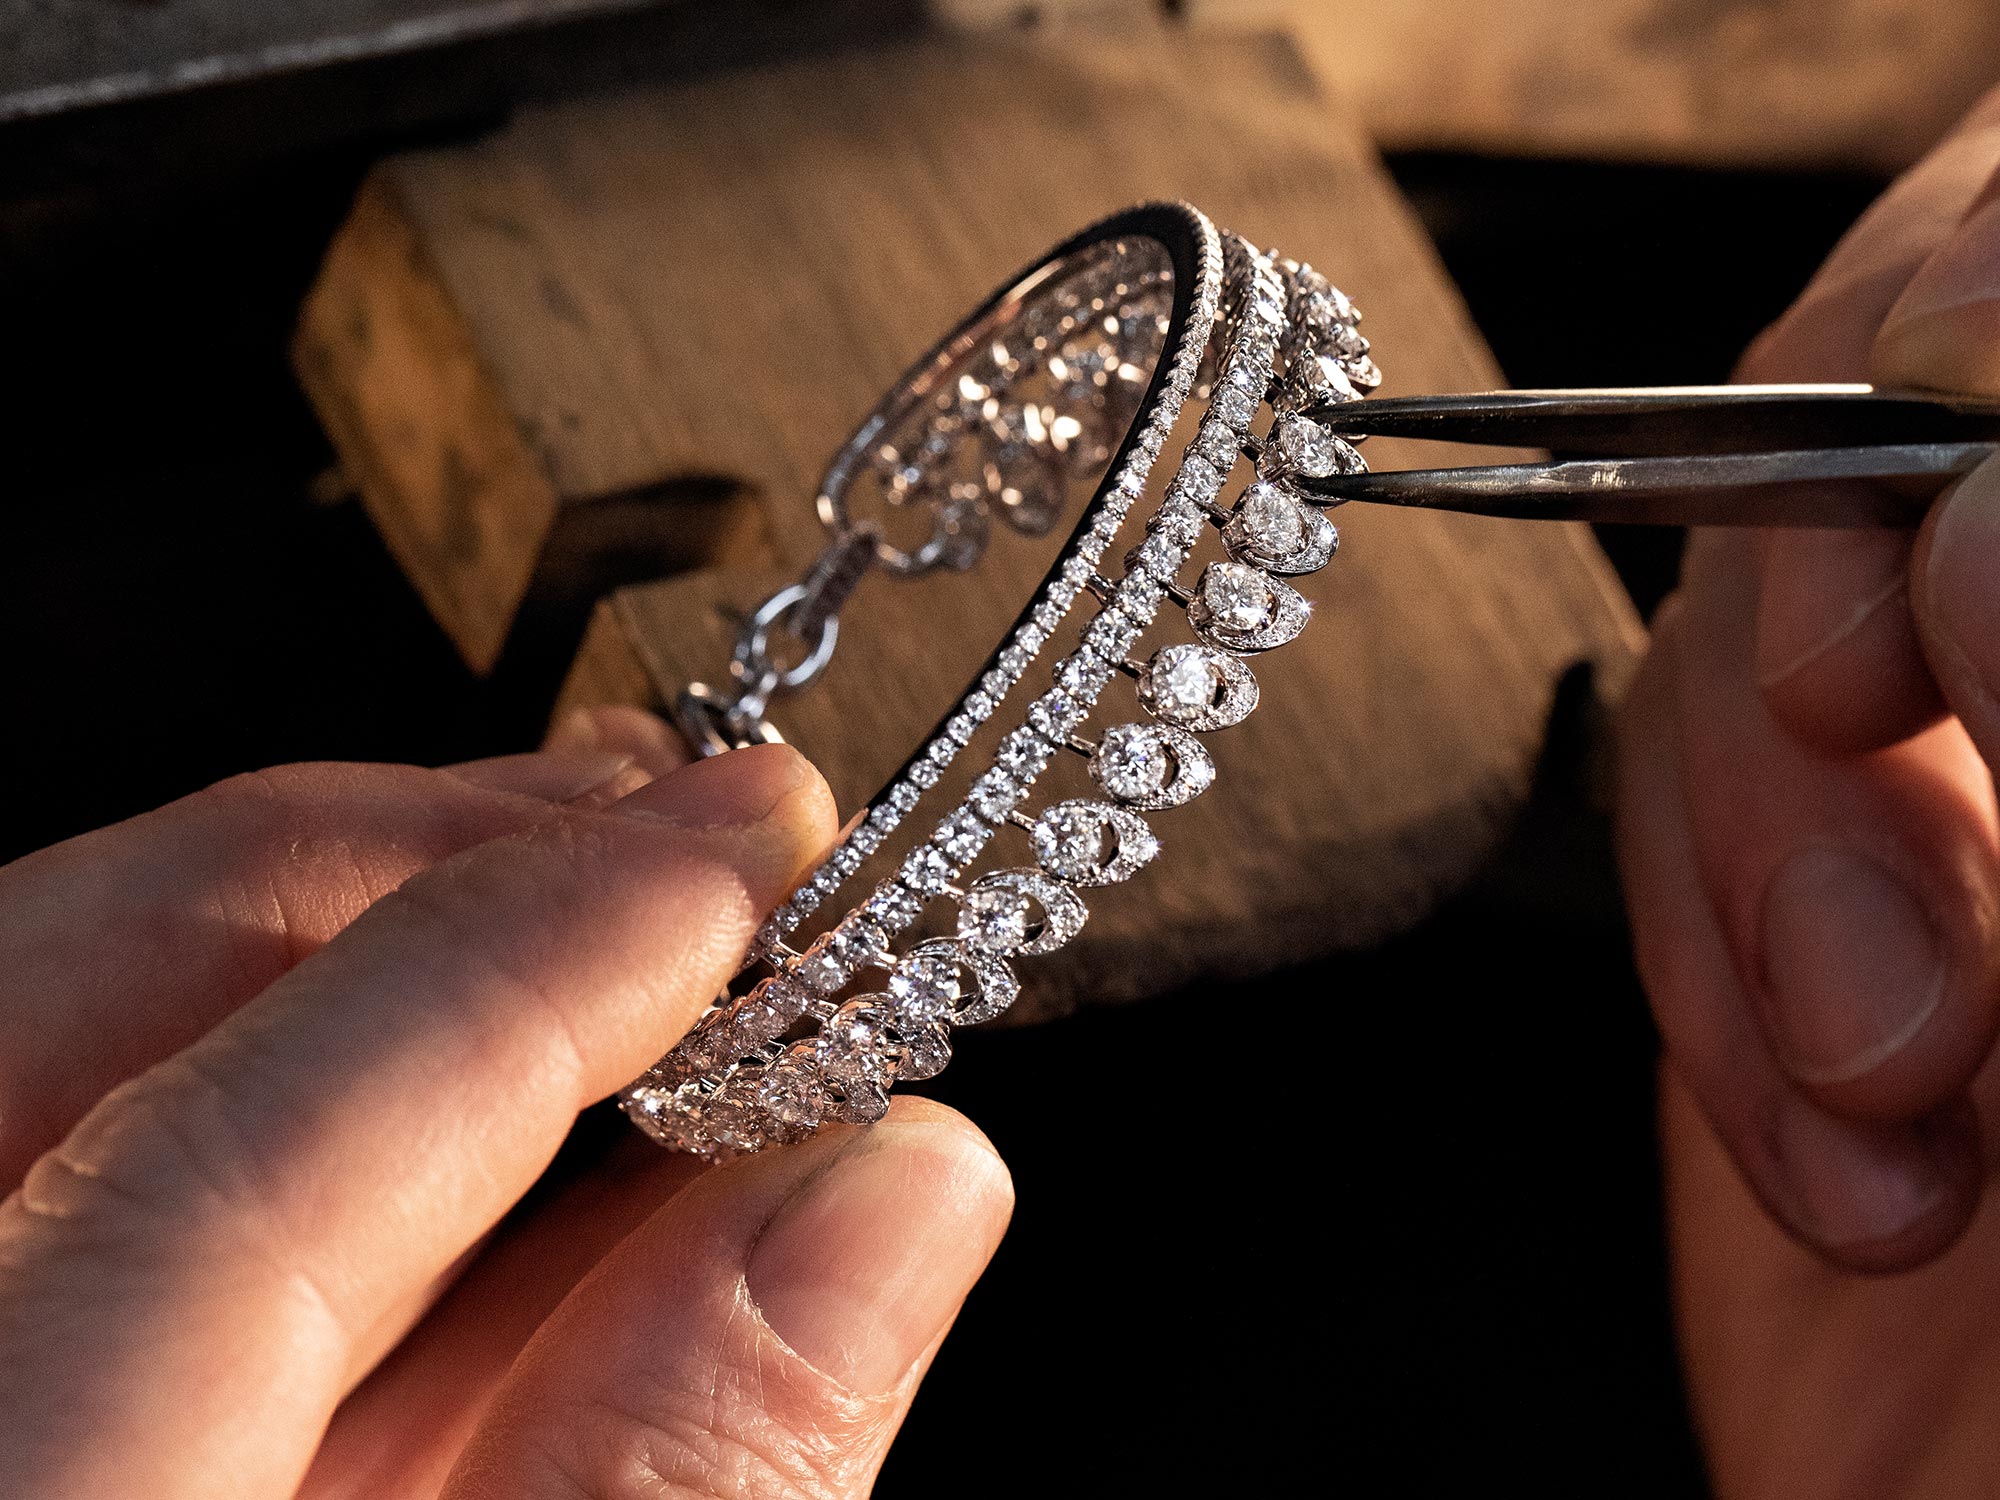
{"left": 622, "top": 202, "right": 1380, "bottom": 1158}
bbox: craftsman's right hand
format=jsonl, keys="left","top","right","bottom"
{"left": 1618, "top": 84, "right": 2000, "bottom": 1495}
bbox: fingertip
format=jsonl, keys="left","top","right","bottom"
{"left": 443, "top": 749, "right": 641, "bottom": 804}
{"left": 608, "top": 743, "right": 840, "bottom": 891}
{"left": 1756, "top": 1094, "right": 1981, "bottom": 1274}
{"left": 1874, "top": 178, "right": 2000, "bottom": 394}
{"left": 546, "top": 704, "right": 691, "bottom": 778}
{"left": 1751, "top": 530, "right": 1940, "bottom": 755}
{"left": 1912, "top": 454, "right": 2000, "bottom": 762}
{"left": 746, "top": 1099, "right": 1012, "bottom": 1395}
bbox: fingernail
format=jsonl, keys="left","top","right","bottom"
{"left": 445, "top": 749, "right": 637, "bottom": 803}
{"left": 1769, "top": 1096, "right": 1951, "bottom": 1250}
{"left": 1919, "top": 459, "right": 2000, "bottom": 736}
{"left": 1759, "top": 846, "right": 1946, "bottom": 1083}
{"left": 1876, "top": 195, "right": 2000, "bottom": 393}
{"left": 747, "top": 1118, "right": 1013, "bottom": 1394}
{"left": 547, "top": 704, "right": 689, "bottom": 777}
{"left": 544, "top": 707, "right": 607, "bottom": 753}
{"left": 610, "top": 743, "right": 822, "bottom": 831}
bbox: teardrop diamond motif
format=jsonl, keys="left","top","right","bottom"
{"left": 1028, "top": 799, "right": 1161, "bottom": 886}
{"left": 891, "top": 938, "right": 1021, "bottom": 1027}
{"left": 1137, "top": 644, "right": 1259, "bottom": 731}
{"left": 1222, "top": 483, "right": 1339, "bottom": 575}
{"left": 1088, "top": 723, "right": 1217, "bottom": 810}
{"left": 1187, "top": 563, "right": 1311, "bottom": 652}
{"left": 957, "top": 869, "right": 1088, "bottom": 957}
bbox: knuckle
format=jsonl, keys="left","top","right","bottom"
{"left": 13, "top": 1054, "right": 344, "bottom": 1338}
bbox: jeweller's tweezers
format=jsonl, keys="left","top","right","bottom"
{"left": 1298, "top": 384, "right": 2000, "bottom": 527}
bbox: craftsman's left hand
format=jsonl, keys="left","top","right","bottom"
{"left": 0, "top": 713, "right": 1013, "bottom": 1499}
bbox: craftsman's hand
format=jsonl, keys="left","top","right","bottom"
{"left": 0, "top": 710, "right": 1012, "bottom": 1499}
{"left": 1618, "top": 89, "right": 2000, "bottom": 1494}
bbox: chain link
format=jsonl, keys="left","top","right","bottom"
{"left": 677, "top": 511, "right": 929, "bottom": 755}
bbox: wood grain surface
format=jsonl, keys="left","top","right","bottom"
{"left": 297, "top": 27, "right": 1644, "bottom": 1016}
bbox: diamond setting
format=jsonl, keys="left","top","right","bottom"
{"left": 1137, "top": 644, "right": 1259, "bottom": 730}
{"left": 1089, "top": 723, "right": 1217, "bottom": 810}
{"left": 1188, "top": 562, "right": 1311, "bottom": 652}
{"left": 1223, "top": 482, "right": 1339, "bottom": 575}
{"left": 957, "top": 868, "right": 1089, "bottom": 956}
{"left": 1029, "top": 799, "right": 1161, "bottom": 886}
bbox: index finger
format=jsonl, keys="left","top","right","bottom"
{"left": 0, "top": 745, "right": 834, "bottom": 1500}
{"left": 1751, "top": 87, "right": 2000, "bottom": 753}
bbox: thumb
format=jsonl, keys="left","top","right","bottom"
{"left": 1880, "top": 175, "right": 2000, "bottom": 773}
{"left": 1911, "top": 455, "right": 2000, "bottom": 776}
{"left": 440, "top": 1099, "right": 1012, "bottom": 1500}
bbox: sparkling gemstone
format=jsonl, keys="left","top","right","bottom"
{"left": 819, "top": 1000, "right": 892, "bottom": 1088}
{"left": 969, "top": 766, "right": 1023, "bottom": 821}
{"left": 700, "top": 1096, "right": 767, "bottom": 1156}
{"left": 996, "top": 728, "right": 1052, "bottom": 779}
{"left": 958, "top": 869, "right": 1088, "bottom": 956}
{"left": 1237, "top": 483, "right": 1306, "bottom": 553}
{"left": 1152, "top": 651, "right": 1221, "bottom": 717}
{"left": 1083, "top": 607, "right": 1142, "bottom": 661}
{"left": 1213, "top": 381, "right": 1258, "bottom": 427}
{"left": 895, "top": 1023, "right": 953, "bottom": 1082}
{"left": 794, "top": 939, "right": 848, "bottom": 995}
{"left": 932, "top": 808, "right": 992, "bottom": 864}
{"left": 863, "top": 881, "right": 922, "bottom": 931}
{"left": 1094, "top": 726, "right": 1170, "bottom": 800}
{"left": 828, "top": 917, "right": 889, "bottom": 971}
{"left": 1127, "top": 531, "right": 1186, "bottom": 578}
{"left": 756, "top": 1050, "right": 824, "bottom": 1134}
{"left": 1028, "top": 688, "right": 1085, "bottom": 739}
{"left": 1032, "top": 803, "right": 1110, "bottom": 874}
{"left": 1029, "top": 800, "right": 1160, "bottom": 886}
{"left": 747, "top": 973, "right": 810, "bottom": 1030}
{"left": 888, "top": 950, "right": 961, "bottom": 1026}
{"left": 1055, "top": 652, "right": 1112, "bottom": 699}
{"left": 1270, "top": 412, "right": 1339, "bottom": 479}
{"left": 957, "top": 884, "right": 1036, "bottom": 953}
{"left": 1202, "top": 562, "right": 1277, "bottom": 631}
{"left": 1292, "top": 352, "right": 1359, "bottom": 407}
{"left": 1090, "top": 723, "right": 1216, "bottom": 810}
{"left": 825, "top": 1078, "right": 890, "bottom": 1124}
{"left": 899, "top": 844, "right": 955, "bottom": 896}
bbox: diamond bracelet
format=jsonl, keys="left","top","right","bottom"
{"left": 622, "top": 202, "right": 1380, "bottom": 1158}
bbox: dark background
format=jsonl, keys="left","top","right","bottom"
{"left": 0, "top": 20, "right": 1887, "bottom": 1494}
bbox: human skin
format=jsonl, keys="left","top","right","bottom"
{"left": 0, "top": 713, "right": 1014, "bottom": 1499}
{"left": 1619, "top": 86, "right": 2000, "bottom": 1496}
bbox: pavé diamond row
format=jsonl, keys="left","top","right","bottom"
{"left": 620, "top": 203, "right": 1379, "bottom": 1157}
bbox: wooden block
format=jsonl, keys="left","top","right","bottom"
{"left": 305, "top": 29, "right": 1643, "bottom": 1016}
